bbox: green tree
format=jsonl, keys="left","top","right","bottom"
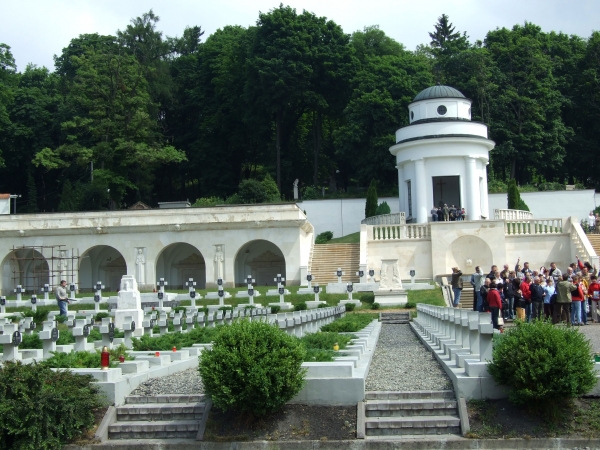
{"left": 428, "top": 14, "right": 470, "bottom": 83}
{"left": 365, "top": 179, "right": 378, "bottom": 218}
{"left": 507, "top": 178, "right": 529, "bottom": 211}
{"left": 23, "top": 172, "right": 38, "bottom": 213}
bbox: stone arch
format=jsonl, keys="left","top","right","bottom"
{"left": 234, "top": 240, "right": 286, "bottom": 287}
{"left": 446, "top": 235, "right": 493, "bottom": 273}
{"left": 156, "top": 243, "right": 206, "bottom": 289}
{"left": 0, "top": 248, "right": 49, "bottom": 295}
{"left": 80, "top": 245, "right": 126, "bottom": 292}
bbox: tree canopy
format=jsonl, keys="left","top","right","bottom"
{"left": 0, "top": 9, "right": 598, "bottom": 212}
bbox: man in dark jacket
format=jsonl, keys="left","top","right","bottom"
{"left": 530, "top": 276, "right": 545, "bottom": 320}
{"left": 553, "top": 274, "right": 578, "bottom": 325}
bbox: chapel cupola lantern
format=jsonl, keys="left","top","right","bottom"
{"left": 390, "top": 85, "right": 495, "bottom": 224}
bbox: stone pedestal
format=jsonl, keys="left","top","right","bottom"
{"left": 205, "top": 291, "right": 232, "bottom": 299}
{"left": 354, "top": 282, "right": 379, "bottom": 292}
{"left": 374, "top": 258, "right": 408, "bottom": 306}
{"left": 306, "top": 301, "right": 326, "bottom": 309}
{"left": 114, "top": 275, "right": 144, "bottom": 337}
{"left": 268, "top": 302, "right": 293, "bottom": 311}
{"left": 338, "top": 299, "right": 362, "bottom": 307}
{"left": 325, "top": 283, "right": 347, "bottom": 294}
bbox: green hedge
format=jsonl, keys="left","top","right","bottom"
{"left": 320, "top": 313, "right": 376, "bottom": 332}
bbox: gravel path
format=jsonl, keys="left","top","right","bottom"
{"left": 130, "top": 367, "right": 204, "bottom": 396}
{"left": 365, "top": 323, "right": 452, "bottom": 392}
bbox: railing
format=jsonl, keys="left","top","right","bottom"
{"left": 361, "top": 212, "right": 406, "bottom": 226}
{"left": 494, "top": 209, "right": 534, "bottom": 220}
{"left": 369, "top": 223, "right": 430, "bottom": 241}
{"left": 504, "top": 219, "right": 563, "bottom": 235}
{"left": 571, "top": 221, "right": 599, "bottom": 269}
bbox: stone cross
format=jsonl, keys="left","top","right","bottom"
{"left": 356, "top": 269, "right": 365, "bottom": 284}
{"left": 173, "top": 312, "right": 183, "bottom": 333}
{"left": 142, "top": 316, "right": 154, "bottom": 337}
{"left": 157, "top": 278, "right": 168, "bottom": 309}
{"left": 14, "top": 285, "right": 24, "bottom": 302}
{"left": 347, "top": 283, "right": 354, "bottom": 301}
{"left": 30, "top": 295, "right": 37, "bottom": 313}
{"left": 0, "top": 323, "right": 22, "bottom": 362}
{"left": 247, "top": 276, "right": 256, "bottom": 305}
{"left": 99, "top": 317, "right": 114, "bottom": 349}
{"left": 410, "top": 269, "right": 416, "bottom": 285}
{"left": 69, "top": 283, "right": 77, "bottom": 300}
{"left": 0, "top": 296, "right": 6, "bottom": 314}
{"left": 72, "top": 319, "right": 90, "bottom": 352}
{"left": 40, "top": 284, "right": 51, "bottom": 301}
{"left": 21, "top": 316, "right": 36, "bottom": 335}
{"left": 336, "top": 268, "right": 344, "bottom": 284}
{"left": 94, "top": 281, "right": 105, "bottom": 312}
{"left": 39, "top": 320, "right": 59, "bottom": 359}
{"left": 306, "top": 273, "right": 313, "bottom": 289}
{"left": 274, "top": 274, "right": 285, "bottom": 290}
{"left": 159, "top": 312, "right": 169, "bottom": 335}
{"left": 367, "top": 269, "right": 375, "bottom": 283}
{"left": 218, "top": 286, "right": 225, "bottom": 307}
{"left": 186, "top": 278, "right": 197, "bottom": 307}
{"left": 313, "top": 284, "right": 320, "bottom": 302}
{"left": 278, "top": 285, "right": 286, "bottom": 304}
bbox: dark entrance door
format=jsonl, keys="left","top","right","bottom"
{"left": 432, "top": 176, "right": 461, "bottom": 209}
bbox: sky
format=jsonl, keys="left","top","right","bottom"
{"left": 2, "top": 0, "right": 599, "bottom": 71}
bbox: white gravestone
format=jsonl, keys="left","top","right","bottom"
{"left": 114, "top": 275, "right": 144, "bottom": 337}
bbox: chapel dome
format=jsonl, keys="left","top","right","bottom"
{"left": 413, "top": 85, "right": 466, "bottom": 102}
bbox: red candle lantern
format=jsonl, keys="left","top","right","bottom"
{"left": 101, "top": 346, "right": 110, "bottom": 370}
{"left": 172, "top": 346, "right": 177, "bottom": 352}
{"left": 119, "top": 355, "right": 125, "bottom": 363}
{"left": 155, "top": 351, "right": 160, "bottom": 357}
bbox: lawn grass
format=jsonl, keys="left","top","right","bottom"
{"left": 326, "top": 232, "right": 360, "bottom": 244}
{"left": 4, "top": 284, "right": 445, "bottom": 314}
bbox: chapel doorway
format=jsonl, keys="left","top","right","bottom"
{"left": 432, "top": 176, "right": 461, "bottom": 209}
{"left": 155, "top": 243, "right": 206, "bottom": 289}
{"left": 234, "top": 240, "right": 286, "bottom": 287}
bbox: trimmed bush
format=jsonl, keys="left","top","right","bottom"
{"left": 365, "top": 179, "right": 378, "bottom": 218}
{"left": 302, "top": 185, "right": 319, "bottom": 200}
{"left": 488, "top": 320, "right": 596, "bottom": 406}
{"left": 315, "top": 231, "right": 333, "bottom": 244}
{"left": 375, "top": 201, "right": 391, "bottom": 216}
{"left": 0, "top": 361, "right": 105, "bottom": 450}
{"left": 317, "top": 303, "right": 328, "bottom": 308}
{"left": 20, "top": 307, "right": 50, "bottom": 325}
{"left": 371, "top": 302, "right": 380, "bottom": 310}
{"left": 294, "top": 302, "right": 308, "bottom": 311}
{"left": 95, "top": 312, "right": 110, "bottom": 322}
{"left": 321, "top": 313, "right": 376, "bottom": 332}
{"left": 270, "top": 305, "right": 281, "bottom": 314}
{"left": 199, "top": 320, "right": 306, "bottom": 416}
{"left": 345, "top": 303, "right": 356, "bottom": 311}
{"left": 405, "top": 302, "right": 416, "bottom": 309}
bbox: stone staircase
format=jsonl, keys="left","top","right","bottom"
{"left": 458, "top": 289, "right": 475, "bottom": 310}
{"left": 587, "top": 234, "right": 600, "bottom": 257}
{"left": 108, "top": 394, "right": 211, "bottom": 440}
{"left": 309, "top": 243, "right": 360, "bottom": 285}
{"left": 380, "top": 312, "right": 410, "bottom": 324}
{"left": 360, "top": 390, "right": 461, "bottom": 438}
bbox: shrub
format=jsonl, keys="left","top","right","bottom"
{"left": 192, "top": 196, "right": 222, "bottom": 207}
{"left": 86, "top": 328, "right": 102, "bottom": 343}
{"left": 131, "top": 326, "right": 219, "bottom": 351}
{"left": 365, "top": 179, "right": 378, "bottom": 218}
{"left": 20, "top": 307, "right": 50, "bottom": 325}
{"left": 375, "top": 201, "right": 391, "bottom": 216}
{"left": 300, "top": 332, "right": 353, "bottom": 350}
{"left": 405, "top": 302, "right": 416, "bottom": 309}
{"left": 344, "top": 303, "right": 356, "bottom": 311}
{"left": 507, "top": 179, "right": 530, "bottom": 212}
{"left": 20, "top": 332, "right": 43, "bottom": 349}
{"left": 261, "top": 174, "right": 281, "bottom": 203}
{"left": 487, "top": 179, "right": 508, "bottom": 193}
{"left": 317, "top": 303, "right": 328, "bottom": 308}
{"left": 302, "top": 185, "right": 319, "bottom": 200}
{"left": 294, "top": 302, "right": 308, "bottom": 311}
{"left": 487, "top": 320, "right": 596, "bottom": 406}
{"left": 538, "top": 182, "right": 566, "bottom": 192}
{"left": 321, "top": 314, "right": 376, "bottom": 332}
{"left": 371, "top": 302, "right": 380, "bottom": 310}
{"left": 224, "top": 193, "right": 241, "bottom": 204}
{"left": 199, "top": 320, "right": 306, "bottom": 416}
{"left": 270, "top": 305, "right": 281, "bottom": 314}
{"left": 55, "top": 315, "right": 68, "bottom": 324}
{"left": 0, "top": 361, "right": 105, "bottom": 450}
{"left": 95, "top": 312, "right": 110, "bottom": 322}
{"left": 244, "top": 305, "right": 256, "bottom": 309}
{"left": 315, "top": 231, "right": 333, "bottom": 244}
{"left": 218, "top": 306, "right": 233, "bottom": 311}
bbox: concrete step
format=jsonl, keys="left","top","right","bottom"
{"left": 365, "top": 399, "right": 458, "bottom": 417}
{"left": 108, "top": 420, "right": 199, "bottom": 440}
{"left": 116, "top": 402, "right": 206, "bottom": 421}
{"left": 380, "top": 312, "right": 411, "bottom": 324}
{"left": 309, "top": 243, "right": 360, "bottom": 284}
{"left": 365, "top": 390, "right": 455, "bottom": 400}
{"left": 365, "top": 415, "right": 460, "bottom": 436}
{"left": 125, "top": 394, "right": 206, "bottom": 404}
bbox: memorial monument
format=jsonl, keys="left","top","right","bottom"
{"left": 114, "top": 275, "right": 144, "bottom": 337}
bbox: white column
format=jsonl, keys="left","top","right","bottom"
{"left": 465, "top": 157, "right": 480, "bottom": 221}
{"left": 397, "top": 164, "right": 404, "bottom": 214}
{"left": 414, "top": 158, "right": 428, "bottom": 224}
{"left": 481, "top": 161, "right": 490, "bottom": 219}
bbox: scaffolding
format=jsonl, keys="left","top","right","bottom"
{"left": 8, "top": 245, "right": 80, "bottom": 293}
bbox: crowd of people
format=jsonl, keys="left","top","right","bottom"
{"left": 431, "top": 204, "right": 466, "bottom": 222}
{"left": 450, "top": 256, "right": 599, "bottom": 330}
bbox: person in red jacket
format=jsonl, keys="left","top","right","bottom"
{"left": 520, "top": 275, "right": 532, "bottom": 322}
{"left": 487, "top": 282, "right": 503, "bottom": 330}
{"left": 589, "top": 275, "right": 600, "bottom": 323}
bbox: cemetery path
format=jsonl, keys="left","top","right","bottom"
{"left": 365, "top": 323, "right": 452, "bottom": 392}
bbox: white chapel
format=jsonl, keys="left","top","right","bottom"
{"left": 390, "top": 85, "right": 495, "bottom": 223}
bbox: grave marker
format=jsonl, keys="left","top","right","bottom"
{"left": 14, "top": 285, "right": 25, "bottom": 302}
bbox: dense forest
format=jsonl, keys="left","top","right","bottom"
{"left": 0, "top": 7, "right": 598, "bottom": 212}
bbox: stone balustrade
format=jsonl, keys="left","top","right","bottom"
{"left": 368, "top": 223, "right": 431, "bottom": 241}
{"left": 494, "top": 209, "right": 534, "bottom": 220}
{"left": 361, "top": 212, "right": 406, "bottom": 226}
{"left": 504, "top": 218, "right": 563, "bottom": 235}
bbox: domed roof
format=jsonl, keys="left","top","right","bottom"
{"left": 413, "top": 85, "right": 465, "bottom": 102}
